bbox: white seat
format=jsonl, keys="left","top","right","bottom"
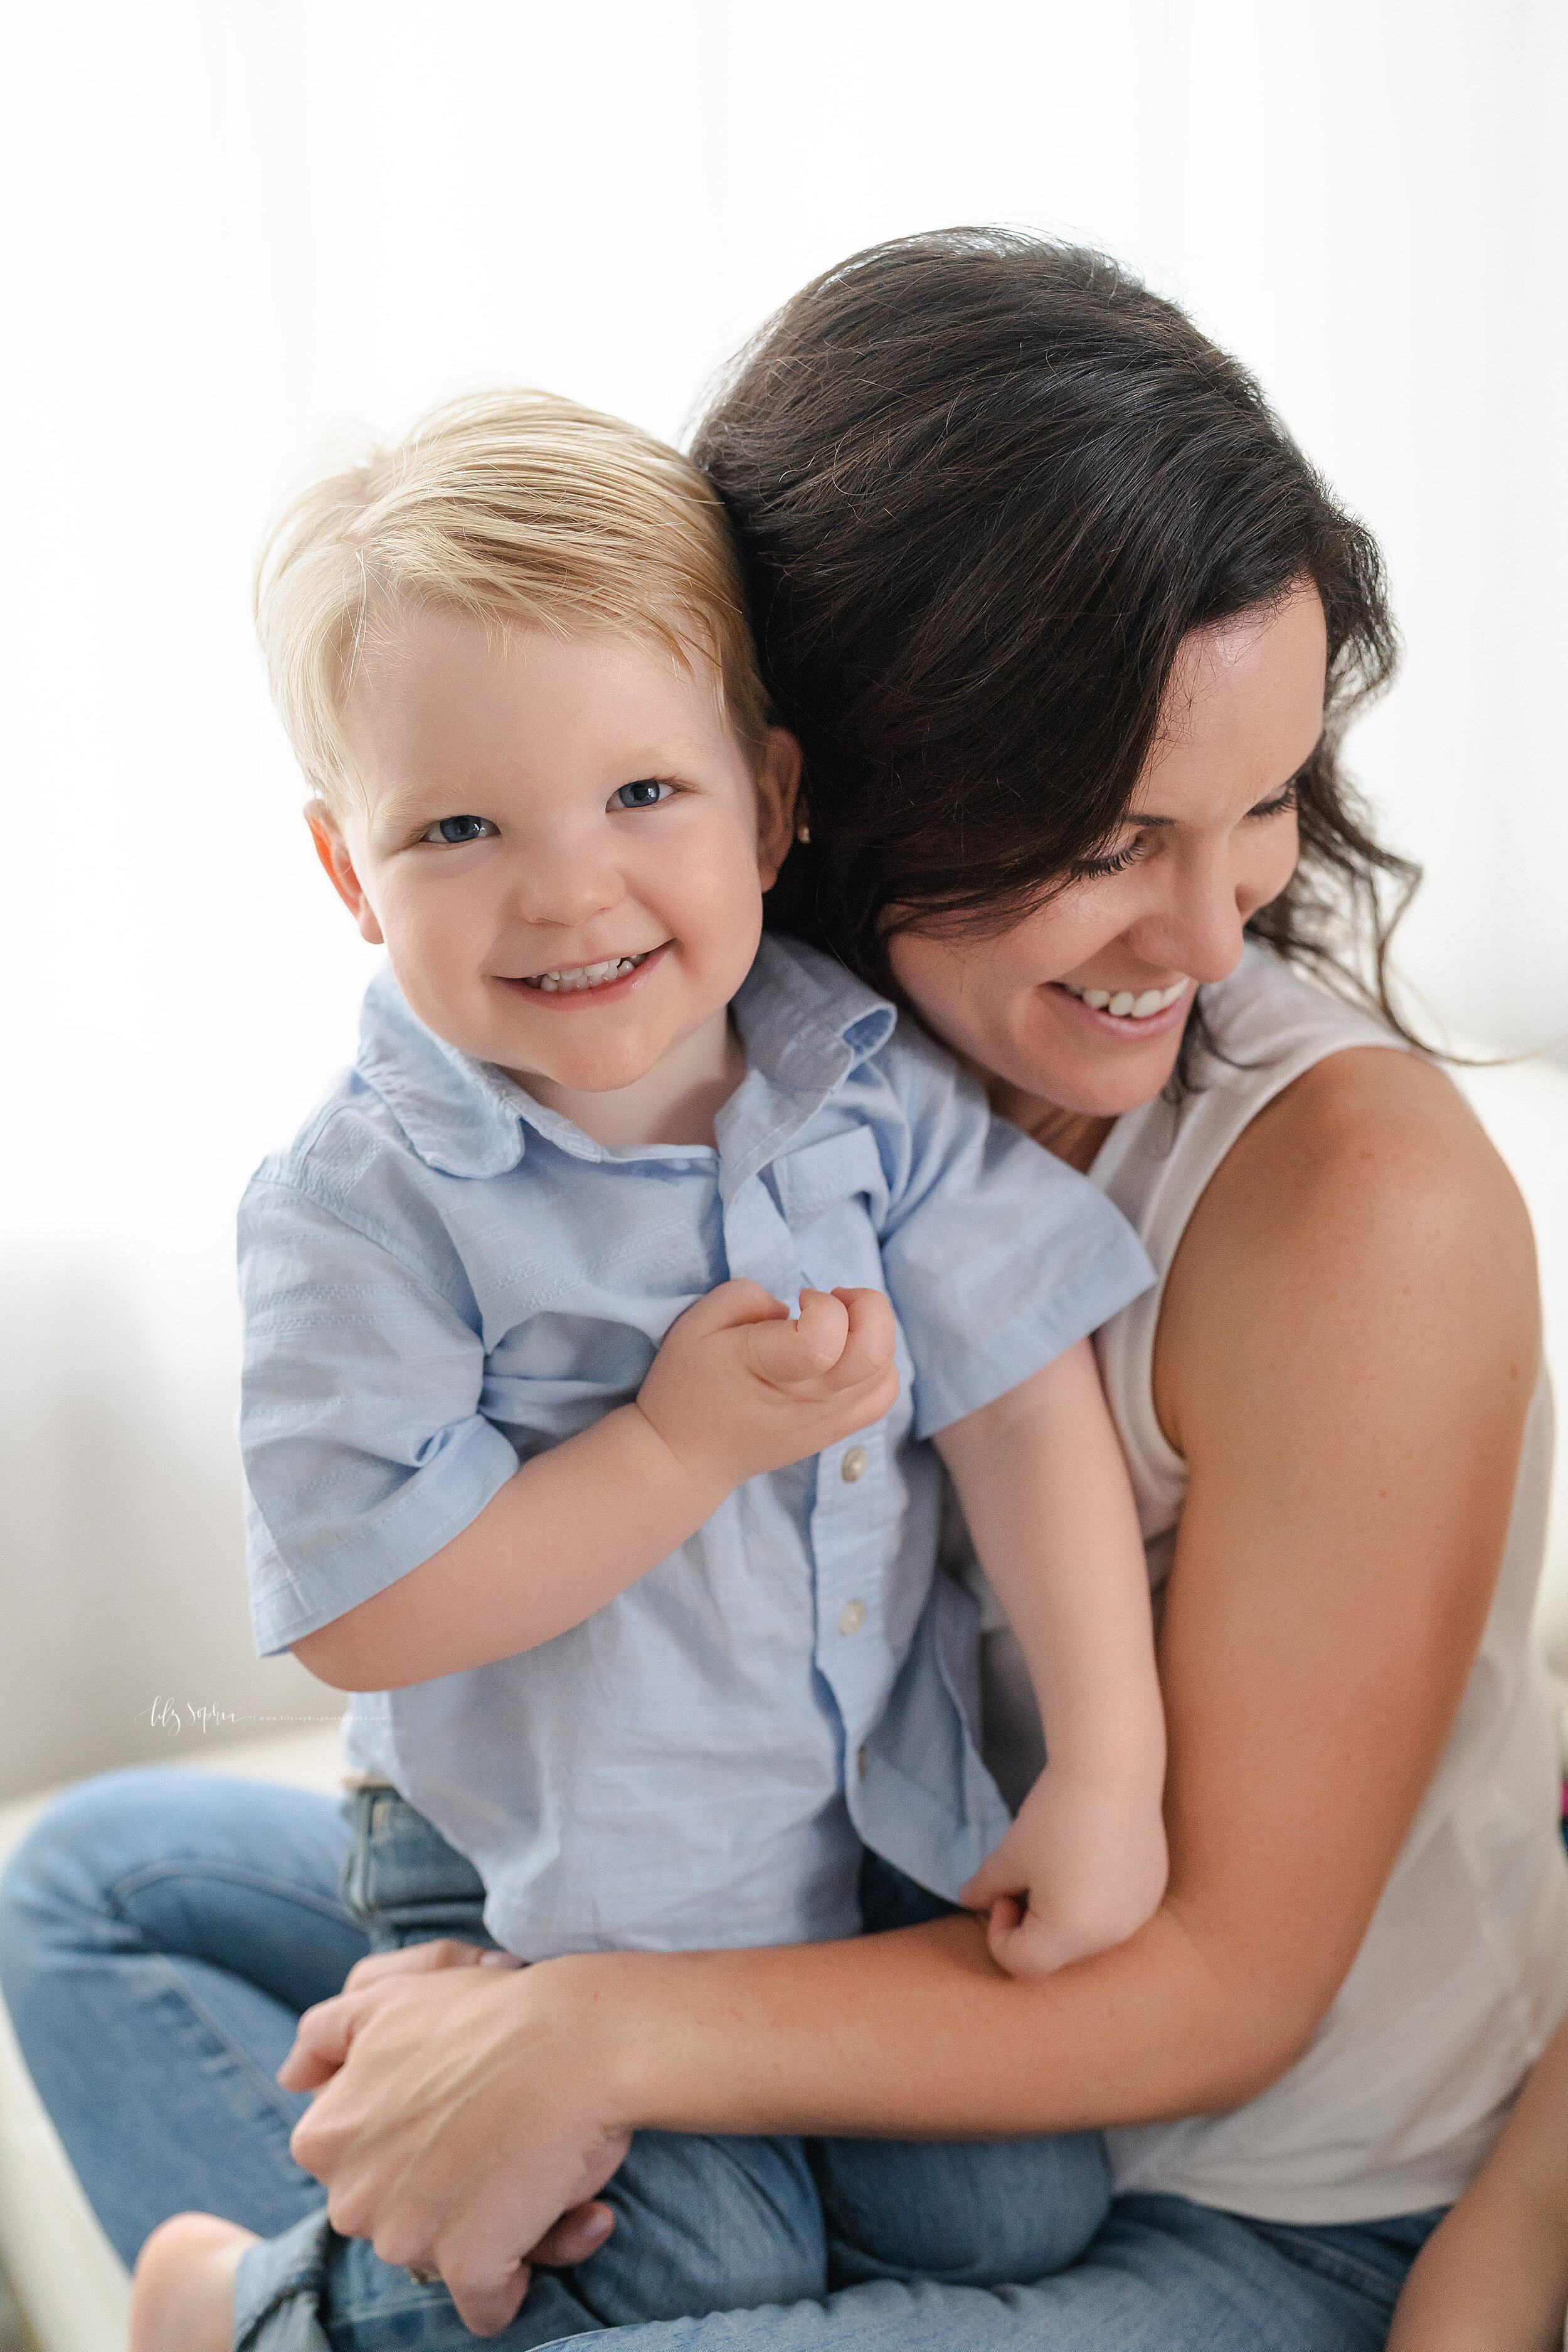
{"left": 0, "top": 1728, "right": 342, "bottom": 2352}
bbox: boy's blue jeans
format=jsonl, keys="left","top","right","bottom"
{"left": 0, "top": 1770, "right": 1445, "bottom": 2352}
{"left": 248, "top": 1786, "right": 1111, "bottom": 2346}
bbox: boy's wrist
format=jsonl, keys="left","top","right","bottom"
{"left": 619, "top": 1398, "right": 733, "bottom": 1525}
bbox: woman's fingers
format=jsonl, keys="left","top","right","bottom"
{"left": 418, "top": 2245, "right": 531, "bottom": 2340}
{"left": 277, "top": 1991, "right": 358, "bottom": 2090}
{"left": 527, "top": 2200, "right": 615, "bottom": 2267}
{"left": 341, "top": 1939, "right": 521, "bottom": 1994}
{"left": 413, "top": 2202, "right": 615, "bottom": 2336}
{"left": 412, "top": 2155, "right": 627, "bottom": 2334}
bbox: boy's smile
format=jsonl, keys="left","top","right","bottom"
{"left": 308, "top": 609, "right": 798, "bottom": 1146}
{"left": 510, "top": 941, "right": 667, "bottom": 997}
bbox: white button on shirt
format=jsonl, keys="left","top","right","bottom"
{"left": 239, "top": 935, "right": 1153, "bottom": 1960}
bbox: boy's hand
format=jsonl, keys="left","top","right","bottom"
{"left": 636, "top": 1279, "right": 899, "bottom": 1498}
{"left": 960, "top": 1770, "right": 1169, "bottom": 1979}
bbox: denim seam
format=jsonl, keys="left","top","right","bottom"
{"left": 106, "top": 1859, "right": 356, "bottom": 1931}
{"left": 237, "top": 2270, "right": 327, "bottom": 2349}
{"left": 1241, "top": 2218, "right": 1404, "bottom": 2305}
{"left": 140, "top": 1949, "right": 313, "bottom": 2130}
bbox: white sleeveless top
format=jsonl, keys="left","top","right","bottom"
{"left": 982, "top": 942, "right": 1568, "bottom": 2223}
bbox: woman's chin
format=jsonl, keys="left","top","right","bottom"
{"left": 1011, "top": 996, "right": 1189, "bottom": 1118}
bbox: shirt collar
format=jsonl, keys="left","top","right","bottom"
{"left": 352, "top": 936, "right": 897, "bottom": 1182}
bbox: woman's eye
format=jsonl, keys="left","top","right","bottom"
{"left": 1071, "top": 838, "right": 1144, "bottom": 879}
{"left": 610, "top": 780, "right": 672, "bottom": 811}
{"left": 421, "top": 815, "right": 494, "bottom": 844}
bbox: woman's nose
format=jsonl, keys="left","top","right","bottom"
{"left": 1132, "top": 846, "right": 1253, "bottom": 985}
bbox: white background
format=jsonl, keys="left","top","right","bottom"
{"left": 2, "top": 0, "right": 1564, "bottom": 1796}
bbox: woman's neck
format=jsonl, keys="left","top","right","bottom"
{"left": 986, "top": 1082, "right": 1116, "bottom": 1175}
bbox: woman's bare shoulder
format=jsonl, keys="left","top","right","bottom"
{"left": 1158, "top": 1046, "right": 1539, "bottom": 1448}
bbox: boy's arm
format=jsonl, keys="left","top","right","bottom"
{"left": 297, "top": 1281, "right": 897, "bottom": 1690}
{"left": 933, "top": 1337, "right": 1168, "bottom": 1977}
{"left": 1386, "top": 2009, "right": 1568, "bottom": 2352}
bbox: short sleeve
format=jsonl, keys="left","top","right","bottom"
{"left": 238, "top": 1166, "right": 519, "bottom": 1655}
{"left": 872, "top": 1029, "right": 1155, "bottom": 1439}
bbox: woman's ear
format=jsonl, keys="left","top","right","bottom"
{"left": 305, "top": 802, "right": 384, "bottom": 945}
{"left": 752, "top": 729, "right": 804, "bottom": 891}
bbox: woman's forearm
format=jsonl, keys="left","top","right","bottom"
{"left": 567, "top": 1902, "right": 1298, "bottom": 2144}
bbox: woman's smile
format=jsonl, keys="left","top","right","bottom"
{"left": 1051, "top": 978, "right": 1193, "bottom": 1037}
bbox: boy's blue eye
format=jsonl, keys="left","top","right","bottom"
{"left": 425, "top": 815, "right": 492, "bottom": 844}
{"left": 611, "top": 780, "right": 669, "bottom": 810}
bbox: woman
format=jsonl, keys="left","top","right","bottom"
{"left": 4, "top": 230, "right": 1561, "bottom": 2352}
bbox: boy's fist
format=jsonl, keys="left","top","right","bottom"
{"left": 636, "top": 1279, "right": 899, "bottom": 1498}
{"left": 960, "top": 1770, "right": 1168, "bottom": 1980}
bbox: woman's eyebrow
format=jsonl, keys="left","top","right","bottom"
{"left": 1126, "top": 776, "right": 1304, "bottom": 830}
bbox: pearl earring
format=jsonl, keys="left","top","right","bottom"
{"left": 797, "top": 824, "right": 811, "bottom": 844}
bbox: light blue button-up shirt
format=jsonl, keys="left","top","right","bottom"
{"left": 239, "top": 935, "right": 1153, "bottom": 1958}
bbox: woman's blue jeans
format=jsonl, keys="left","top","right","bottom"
{"left": 0, "top": 1769, "right": 1444, "bottom": 2349}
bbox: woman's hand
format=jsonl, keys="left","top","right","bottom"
{"left": 338, "top": 1935, "right": 524, "bottom": 1995}
{"left": 278, "top": 1959, "right": 632, "bottom": 2338}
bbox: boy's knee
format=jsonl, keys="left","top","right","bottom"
{"left": 575, "top": 2132, "right": 827, "bottom": 2323}
{"left": 814, "top": 2129, "right": 1112, "bottom": 2288}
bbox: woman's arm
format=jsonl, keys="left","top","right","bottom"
{"left": 284, "top": 1048, "right": 1540, "bottom": 2335}
{"left": 1387, "top": 2001, "right": 1568, "bottom": 2351}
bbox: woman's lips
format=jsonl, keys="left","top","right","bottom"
{"left": 1049, "top": 979, "right": 1193, "bottom": 1039}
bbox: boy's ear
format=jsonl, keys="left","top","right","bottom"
{"left": 305, "top": 802, "right": 384, "bottom": 945}
{"left": 752, "top": 728, "right": 804, "bottom": 893}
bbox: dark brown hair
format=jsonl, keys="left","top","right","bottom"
{"left": 692, "top": 228, "right": 1419, "bottom": 1049}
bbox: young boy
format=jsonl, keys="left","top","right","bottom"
{"left": 131, "top": 391, "right": 1164, "bottom": 2352}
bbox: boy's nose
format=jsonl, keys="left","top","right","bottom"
{"left": 504, "top": 842, "right": 625, "bottom": 929}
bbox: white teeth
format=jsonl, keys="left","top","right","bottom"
{"left": 528, "top": 955, "right": 640, "bottom": 993}
{"left": 1064, "top": 979, "right": 1188, "bottom": 1020}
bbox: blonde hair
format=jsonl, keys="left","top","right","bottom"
{"left": 255, "top": 389, "right": 769, "bottom": 803}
